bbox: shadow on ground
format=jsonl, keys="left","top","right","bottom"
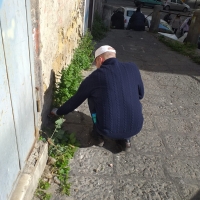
{"left": 62, "top": 111, "right": 125, "bottom": 154}
{"left": 41, "top": 69, "right": 55, "bottom": 129}
{"left": 96, "top": 30, "right": 200, "bottom": 81}
{"left": 190, "top": 190, "right": 200, "bottom": 200}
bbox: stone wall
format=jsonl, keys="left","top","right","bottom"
{"left": 31, "top": 0, "right": 85, "bottom": 127}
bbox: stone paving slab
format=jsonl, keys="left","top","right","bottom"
{"left": 115, "top": 177, "right": 181, "bottom": 200}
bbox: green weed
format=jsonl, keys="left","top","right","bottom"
{"left": 48, "top": 118, "right": 78, "bottom": 195}
{"left": 35, "top": 180, "right": 51, "bottom": 200}
{"left": 35, "top": 118, "right": 79, "bottom": 199}
{"left": 91, "top": 12, "right": 108, "bottom": 41}
{"left": 54, "top": 31, "right": 95, "bottom": 106}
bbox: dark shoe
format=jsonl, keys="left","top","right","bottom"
{"left": 91, "top": 128, "right": 104, "bottom": 147}
{"left": 97, "top": 134, "right": 104, "bottom": 147}
{"left": 117, "top": 139, "right": 131, "bottom": 152}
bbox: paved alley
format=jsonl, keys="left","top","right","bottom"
{"left": 52, "top": 30, "right": 200, "bottom": 200}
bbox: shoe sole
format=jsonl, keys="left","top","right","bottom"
{"left": 98, "top": 141, "right": 104, "bottom": 147}
{"left": 117, "top": 141, "right": 131, "bottom": 152}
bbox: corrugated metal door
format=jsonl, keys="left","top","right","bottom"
{"left": 0, "top": 0, "right": 36, "bottom": 199}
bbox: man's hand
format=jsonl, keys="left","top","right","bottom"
{"left": 51, "top": 108, "right": 58, "bottom": 116}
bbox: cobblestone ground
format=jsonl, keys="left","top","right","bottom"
{"left": 49, "top": 30, "right": 200, "bottom": 200}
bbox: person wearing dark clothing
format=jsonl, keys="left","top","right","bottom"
{"left": 111, "top": 9, "right": 124, "bottom": 29}
{"left": 51, "top": 45, "right": 144, "bottom": 151}
{"left": 163, "top": 13, "right": 172, "bottom": 24}
{"left": 171, "top": 14, "right": 182, "bottom": 34}
{"left": 127, "top": 7, "right": 145, "bottom": 31}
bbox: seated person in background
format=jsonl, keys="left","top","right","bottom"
{"left": 127, "top": 7, "right": 145, "bottom": 31}
{"left": 180, "top": 17, "right": 191, "bottom": 34}
{"left": 111, "top": 8, "right": 124, "bottom": 29}
{"left": 163, "top": 12, "right": 172, "bottom": 24}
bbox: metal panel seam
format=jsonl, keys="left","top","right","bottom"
{"left": 25, "top": 0, "right": 38, "bottom": 140}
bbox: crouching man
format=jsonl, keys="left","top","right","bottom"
{"left": 51, "top": 45, "right": 144, "bottom": 151}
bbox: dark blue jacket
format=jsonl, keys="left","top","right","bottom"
{"left": 111, "top": 11, "right": 124, "bottom": 29}
{"left": 128, "top": 12, "right": 145, "bottom": 31}
{"left": 57, "top": 58, "right": 144, "bottom": 139}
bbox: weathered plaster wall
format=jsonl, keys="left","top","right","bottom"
{"left": 31, "top": 0, "right": 85, "bottom": 127}
{"left": 40, "top": 0, "right": 84, "bottom": 90}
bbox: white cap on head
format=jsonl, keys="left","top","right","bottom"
{"left": 95, "top": 45, "right": 116, "bottom": 59}
{"left": 92, "top": 45, "right": 116, "bottom": 66}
